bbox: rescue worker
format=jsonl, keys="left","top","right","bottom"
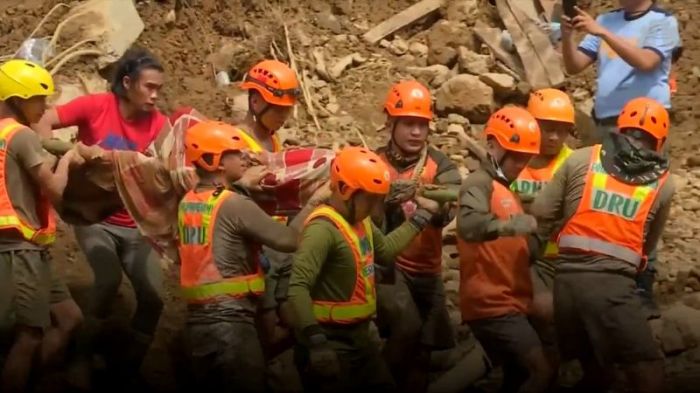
{"left": 512, "top": 88, "right": 575, "bottom": 321}
{"left": 457, "top": 106, "right": 551, "bottom": 393}
{"left": 239, "top": 59, "right": 299, "bottom": 154}
{"left": 288, "top": 146, "right": 440, "bottom": 392}
{"left": 35, "top": 48, "right": 167, "bottom": 381}
{"left": 531, "top": 97, "right": 674, "bottom": 393}
{"left": 374, "top": 80, "right": 460, "bottom": 392}
{"left": 178, "top": 120, "right": 328, "bottom": 392}
{"left": 0, "top": 59, "right": 84, "bottom": 392}
{"left": 238, "top": 59, "right": 302, "bottom": 356}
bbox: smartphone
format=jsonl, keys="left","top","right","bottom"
{"left": 563, "top": 0, "right": 577, "bottom": 18}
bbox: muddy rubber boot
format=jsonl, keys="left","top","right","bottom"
{"left": 636, "top": 266, "right": 661, "bottom": 320}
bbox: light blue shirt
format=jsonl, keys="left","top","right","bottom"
{"left": 578, "top": 7, "right": 681, "bottom": 119}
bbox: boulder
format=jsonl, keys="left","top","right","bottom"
{"left": 435, "top": 74, "right": 495, "bottom": 123}
{"left": 447, "top": 113, "right": 470, "bottom": 126}
{"left": 406, "top": 65, "right": 452, "bottom": 88}
{"left": 427, "top": 20, "right": 476, "bottom": 67}
{"left": 388, "top": 37, "right": 409, "bottom": 56}
{"left": 457, "top": 47, "right": 493, "bottom": 75}
{"left": 409, "top": 42, "right": 429, "bottom": 57}
{"left": 479, "top": 73, "right": 516, "bottom": 97}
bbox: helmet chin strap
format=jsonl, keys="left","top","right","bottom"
{"left": 6, "top": 99, "right": 29, "bottom": 126}
{"left": 248, "top": 95, "right": 274, "bottom": 135}
{"left": 489, "top": 150, "right": 511, "bottom": 183}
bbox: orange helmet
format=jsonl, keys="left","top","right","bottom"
{"left": 485, "top": 106, "right": 541, "bottom": 154}
{"left": 331, "top": 147, "right": 391, "bottom": 200}
{"left": 384, "top": 80, "right": 432, "bottom": 120}
{"left": 240, "top": 60, "right": 300, "bottom": 106}
{"left": 527, "top": 88, "right": 575, "bottom": 124}
{"left": 184, "top": 121, "right": 252, "bottom": 172}
{"left": 617, "top": 97, "right": 669, "bottom": 151}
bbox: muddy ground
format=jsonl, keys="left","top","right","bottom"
{"left": 1, "top": 0, "right": 700, "bottom": 391}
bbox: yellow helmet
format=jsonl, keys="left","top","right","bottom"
{"left": 0, "top": 60, "right": 55, "bottom": 101}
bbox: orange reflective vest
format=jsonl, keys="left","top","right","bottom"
{"left": 380, "top": 153, "right": 443, "bottom": 274}
{"left": 178, "top": 188, "right": 265, "bottom": 303}
{"left": 457, "top": 180, "right": 532, "bottom": 321}
{"left": 512, "top": 145, "right": 573, "bottom": 258}
{"left": 305, "top": 205, "right": 376, "bottom": 324}
{"left": 557, "top": 145, "right": 668, "bottom": 271}
{"left": 0, "top": 118, "right": 56, "bottom": 246}
{"left": 240, "top": 130, "right": 287, "bottom": 224}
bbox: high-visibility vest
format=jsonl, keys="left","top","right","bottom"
{"left": 380, "top": 152, "right": 443, "bottom": 274}
{"left": 178, "top": 188, "right": 265, "bottom": 303}
{"left": 557, "top": 145, "right": 668, "bottom": 271}
{"left": 512, "top": 145, "right": 573, "bottom": 258}
{"left": 305, "top": 205, "right": 376, "bottom": 324}
{"left": 457, "top": 180, "right": 532, "bottom": 321}
{"left": 0, "top": 118, "right": 56, "bottom": 246}
{"left": 239, "top": 130, "right": 287, "bottom": 224}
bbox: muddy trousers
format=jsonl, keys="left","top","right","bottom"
{"left": 185, "top": 321, "right": 266, "bottom": 393}
{"left": 73, "top": 222, "right": 163, "bottom": 370}
{"left": 295, "top": 329, "right": 395, "bottom": 393}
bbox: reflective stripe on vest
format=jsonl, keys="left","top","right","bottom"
{"left": 178, "top": 189, "right": 265, "bottom": 303}
{"left": 240, "top": 130, "right": 286, "bottom": 223}
{"left": 0, "top": 119, "right": 56, "bottom": 245}
{"left": 304, "top": 206, "right": 376, "bottom": 324}
{"left": 512, "top": 145, "right": 573, "bottom": 259}
{"left": 557, "top": 145, "right": 667, "bottom": 270}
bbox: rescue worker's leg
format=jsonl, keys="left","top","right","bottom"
{"left": 258, "top": 245, "right": 294, "bottom": 359}
{"left": 119, "top": 237, "right": 164, "bottom": 366}
{"left": 187, "top": 320, "right": 266, "bottom": 393}
{"left": 295, "top": 326, "right": 395, "bottom": 393}
{"left": 41, "top": 260, "right": 83, "bottom": 366}
{"left": 0, "top": 250, "right": 51, "bottom": 392}
{"left": 529, "top": 262, "right": 559, "bottom": 389}
{"left": 556, "top": 272, "right": 664, "bottom": 393}
{"left": 469, "top": 313, "right": 552, "bottom": 393}
{"left": 378, "top": 269, "right": 422, "bottom": 390}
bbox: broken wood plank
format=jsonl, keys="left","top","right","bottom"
{"left": 511, "top": 0, "right": 540, "bottom": 21}
{"left": 496, "top": 0, "right": 564, "bottom": 89}
{"left": 362, "top": 0, "right": 443, "bottom": 44}
{"left": 473, "top": 24, "right": 525, "bottom": 78}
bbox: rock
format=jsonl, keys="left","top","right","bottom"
{"left": 447, "top": 124, "right": 467, "bottom": 145}
{"left": 457, "top": 47, "right": 493, "bottom": 75}
{"left": 388, "top": 37, "right": 409, "bottom": 56}
{"left": 326, "top": 103, "right": 340, "bottom": 114}
{"left": 427, "top": 20, "right": 476, "bottom": 67}
{"left": 406, "top": 65, "right": 452, "bottom": 88}
{"left": 659, "top": 319, "right": 690, "bottom": 355}
{"left": 409, "top": 42, "right": 429, "bottom": 57}
{"left": 459, "top": 166, "right": 471, "bottom": 178}
{"left": 686, "top": 156, "right": 700, "bottom": 168}
{"left": 448, "top": 113, "right": 469, "bottom": 126}
{"left": 684, "top": 293, "right": 700, "bottom": 311}
{"left": 435, "top": 74, "right": 495, "bottom": 123}
{"left": 316, "top": 11, "right": 342, "bottom": 34}
{"left": 479, "top": 73, "right": 516, "bottom": 97}
{"left": 446, "top": 0, "right": 479, "bottom": 23}
{"left": 429, "top": 46, "right": 458, "bottom": 67}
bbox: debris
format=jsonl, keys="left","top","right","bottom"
{"left": 495, "top": 0, "right": 565, "bottom": 88}
{"left": 457, "top": 46, "right": 494, "bottom": 75}
{"left": 435, "top": 74, "right": 495, "bottom": 123}
{"left": 329, "top": 52, "right": 367, "bottom": 80}
{"left": 316, "top": 11, "right": 342, "bottom": 34}
{"left": 473, "top": 24, "right": 525, "bottom": 78}
{"left": 447, "top": 113, "right": 470, "bottom": 126}
{"left": 409, "top": 42, "right": 429, "bottom": 57}
{"left": 362, "top": 0, "right": 444, "bottom": 44}
{"left": 388, "top": 37, "right": 409, "bottom": 56}
{"left": 406, "top": 64, "right": 452, "bottom": 87}
{"left": 479, "top": 72, "right": 516, "bottom": 96}
{"left": 445, "top": 0, "right": 479, "bottom": 23}
{"left": 310, "top": 47, "right": 332, "bottom": 81}
{"left": 427, "top": 20, "right": 476, "bottom": 66}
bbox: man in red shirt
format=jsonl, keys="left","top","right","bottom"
{"left": 35, "top": 47, "right": 168, "bottom": 385}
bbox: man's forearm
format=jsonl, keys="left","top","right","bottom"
{"left": 47, "top": 156, "right": 71, "bottom": 206}
{"left": 562, "top": 35, "right": 584, "bottom": 74}
{"left": 599, "top": 29, "right": 660, "bottom": 72}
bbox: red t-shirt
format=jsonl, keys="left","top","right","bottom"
{"left": 56, "top": 92, "right": 167, "bottom": 227}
